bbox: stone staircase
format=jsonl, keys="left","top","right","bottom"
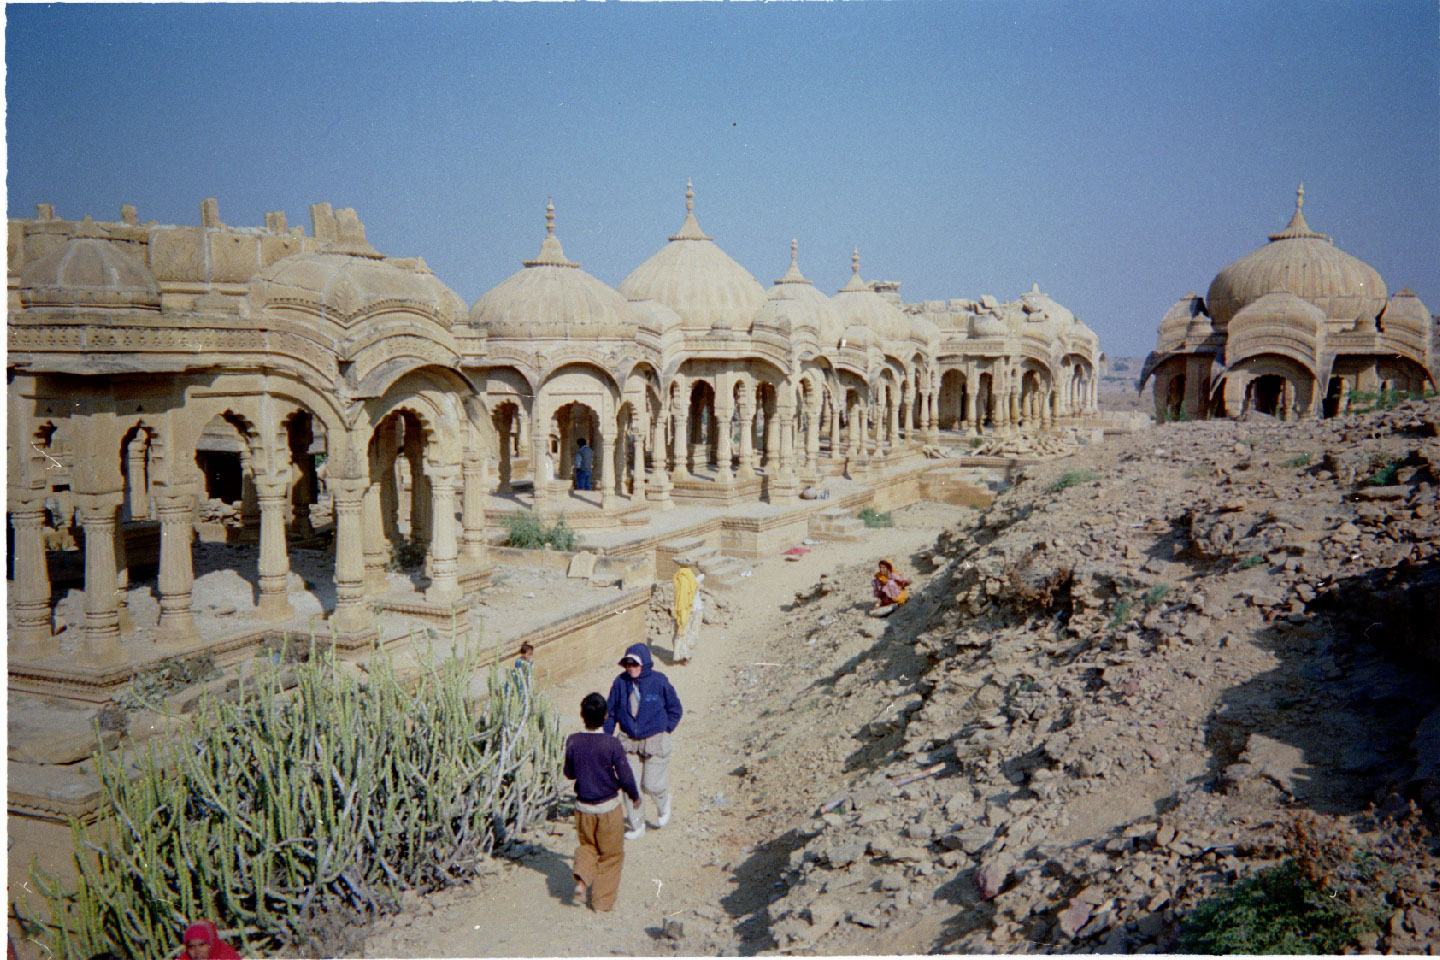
{"left": 808, "top": 507, "right": 867, "bottom": 542}
{"left": 662, "top": 537, "right": 749, "bottom": 591}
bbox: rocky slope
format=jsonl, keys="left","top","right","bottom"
{"left": 719, "top": 398, "right": 1440, "bottom": 954}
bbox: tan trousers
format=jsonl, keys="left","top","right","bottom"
{"left": 619, "top": 730, "right": 672, "bottom": 830}
{"left": 573, "top": 805, "right": 625, "bottom": 912}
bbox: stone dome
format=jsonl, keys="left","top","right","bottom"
{"left": 1019, "top": 284, "right": 1077, "bottom": 328}
{"left": 470, "top": 200, "right": 635, "bottom": 339}
{"left": 618, "top": 181, "right": 766, "bottom": 333}
{"left": 253, "top": 244, "right": 464, "bottom": 327}
{"left": 755, "top": 240, "right": 846, "bottom": 346}
{"left": 831, "top": 250, "right": 910, "bottom": 342}
{"left": 1156, "top": 293, "right": 1207, "bottom": 351}
{"left": 908, "top": 312, "right": 942, "bottom": 345}
{"left": 969, "top": 311, "right": 1008, "bottom": 339}
{"left": 1206, "top": 186, "right": 1387, "bottom": 330}
{"left": 18, "top": 228, "right": 160, "bottom": 311}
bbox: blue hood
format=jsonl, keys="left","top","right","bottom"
{"left": 621, "top": 642, "right": 654, "bottom": 677}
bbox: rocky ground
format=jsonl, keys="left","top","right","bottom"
{"left": 359, "top": 397, "right": 1440, "bottom": 957}
{"left": 743, "top": 397, "right": 1440, "bottom": 955}
{"left": 19, "top": 399, "right": 1439, "bottom": 958}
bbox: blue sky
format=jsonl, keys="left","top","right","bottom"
{"left": 6, "top": 1, "right": 1437, "bottom": 356}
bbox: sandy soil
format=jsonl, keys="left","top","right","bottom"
{"left": 359, "top": 501, "right": 975, "bottom": 958}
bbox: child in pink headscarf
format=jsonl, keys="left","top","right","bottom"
{"left": 176, "top": 921, "right": 242, "bottom": 960}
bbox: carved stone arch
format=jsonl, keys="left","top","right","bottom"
{"left": 536, "top": 362, "right": 621, "bottom": 429}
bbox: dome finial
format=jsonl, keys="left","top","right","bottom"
{"left": 790, "top": 238, "right": 798, "bottom": 267}
{"left": 523, "top": 196, "right": 578, "bottom": 268}
{"left": 670, "top": 178, "right": 711, "bottom": 241}
{"left": 1296, "top": 182, "right": 1305, "bottom": 213}
{"left": 852, "top": 247, "right": 860, "bottom": 276}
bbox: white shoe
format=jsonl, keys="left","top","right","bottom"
{"left": 624, "top": 822, "right": 645, "bottom": 840}
{"left": 656, "top": 794, "right": 672, "bottom": 828}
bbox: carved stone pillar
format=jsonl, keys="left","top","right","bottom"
{"left": 714, "top": 403, "right": 734, "bottom": 484}
{"left": 804, "top": 405, "right": 820, "bottom": 478}
{"left": 330, "top": 477, "right": 370, "bottom": 634}
{"left": 647, "top": 413, "right": 672, "bottom": 506}
{"left": 9, "top": 494, "right": 56, "bottom": 658}
{"left": 125, "top": 436, "right": 150, "bottom": 520}
{"left": 408, "top": 448, "right": 431, "bottom": 549}
{"left": 671, "top": 407, "right": 691, "bottom": 481}
{"left": 631, "top": 421, "right": 647, "bottom": 501}
{"left": 532, "top": 427, "right": 552, "bottom": 510}
{"left": 461, "top": 457, "right": 487, "bottom": 566}
{"left": 362, "top": 482, "right": 388, "bottom": 592}
{"left": 881, "top": 385, "right": 892, "bottom": 451}
{"left": 255, "top": 472, "right": 294, "bottom": 622}
{"left": 600, "top": 432, "right": 618, "bottom": 511}
{"left": 497, "top": 410, "right": 514, "bottom": 494}
{"left": 762, "top": 404, "right": 779, "bottom": 469}
{"left": 424, "top": 463, "right": 460, "bottom": 602}
{"left": 238, "top": 448, "right": 260, "bottom": 536}
{"left": 840, "top": 397, "right": 852, "bottom": 457}
{"left": 77, "top": 495, "right": 123, "bottom": 660}
{"left": 899, "top": 397, "right": 912, "bottom": 444}
{"left": 376, "top": 424, "right": 402, "bottom": 545}
{"left": 829, "top": 396, "right": 841, "bottom": 459}
{"left": 772, "top": 392, "right": 800, "bottom": 503}
{"left": 737, "top": 401, "right": 757, "bottom": 477}
{"left": 153, "top": 492, "right": 197, "bottom": 645}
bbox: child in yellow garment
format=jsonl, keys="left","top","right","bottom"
{"left": 870, "top": 559, "right": 911, "bottom": 617}
{"left": 672, "top": 565, "right": 703, "bottom": 665}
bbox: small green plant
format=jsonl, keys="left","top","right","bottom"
{"left": 1363, "top": 456, "right": 1401, "bottom": 487}
{"left": 547, "top": 516, "right": 579, "bottom": 551}
{"left": 500, "top": 512, "right": 581, "bottom": 550}
{"left": 1347, "top": 387, "right": 1431, "bottom": 414}
{"left": 1142, "top": 583, "right": 1171, "bottom": 607}
{"left": 1179, "top": 814, "right": 1389, "bottom": 954}
{"left": 500, "top": 511, "right": 548, "bottom": 548}
{"left": 1282, "top": 453, "right": 1312, "bottom": 468}
{"left": 969, "top": 437, "right": 985, "bottom": 449}
{"left": 1108, "top": 596, "right": 1134, "bottom": 629}
{"left": 1049, "top": 470, "right": 1100, "bottom": 493}
{"left": 1157, "top": 404, "right": 1190, "bottom": 423}
{"left": 1238, "top": 554, "right": 1264, "bottom": 570}
{"left": 859, "top": 506, "right": 893, "bottom": 528}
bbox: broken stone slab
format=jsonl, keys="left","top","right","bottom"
{"left": 1058, "top": 899, "right": 1093, "bottom": 938}
{"left": 977, "top": 853, "right": 1015, "bottom": 900}
{"left": 566, "top": 551, "right": 597, "bottom": 579}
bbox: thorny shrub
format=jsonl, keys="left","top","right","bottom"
{"left": 501, "top": 512, "right": 580, "bottom": 551}
{"left": 1180, "top": 810, "right": 1435, "bottom": 954}
{"left": 859, "top": 506, "right": 894, "bottom": 528}
{"left": 1048, "top": 469, "right": 1100, "bottom": 493}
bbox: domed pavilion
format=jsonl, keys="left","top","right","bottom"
{"left": 1141, "top": 186, "right": 1436, "bottom": 419}
{"left": 7, "top": 184, "right": 1104, "bottom": 695}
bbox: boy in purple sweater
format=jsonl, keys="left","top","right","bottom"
{"left": 564, "top": 692, "right": 641, "bottom": 912}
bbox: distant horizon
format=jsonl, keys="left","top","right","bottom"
{"left": 7, "top": 1, "right": 1437, "bottom": 359}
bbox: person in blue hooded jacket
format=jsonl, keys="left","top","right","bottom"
{"left": 604, "top": 643, "right": 683, "bottom": 839}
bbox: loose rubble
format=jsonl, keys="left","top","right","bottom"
{"left": 718, "top": 398, "right": 1440, "bottom": 954}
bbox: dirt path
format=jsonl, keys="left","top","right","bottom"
{"left": 361, "top": 501, "right": 974, "bottom": 958}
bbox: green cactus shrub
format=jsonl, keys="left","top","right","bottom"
{"left": 20, "top": 634, "right": 564, "bottom": 959}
